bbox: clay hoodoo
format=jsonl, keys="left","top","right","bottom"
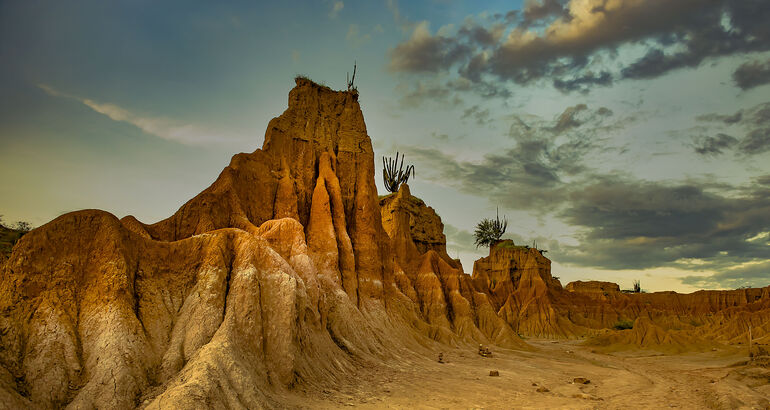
{"left": 0, "top": 79, "right": 528, "bottom": 409}
{"left": 380, "top": 185, "right": 528, "bottom": 349}
{"left": 1, "top": 78, "right": 769, "bottom": 408}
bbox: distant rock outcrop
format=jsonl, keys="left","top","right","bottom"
{"left": 565, "top": 280, "right": 620, "bottom": 294}
{"left": 470, "top": 241, "right": 770, "bottom": 345}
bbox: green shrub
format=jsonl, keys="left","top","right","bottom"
{"left": 613, "top": 319, "right": 634, "bottom": 330}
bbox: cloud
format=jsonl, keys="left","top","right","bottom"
{"left": 444, "top": 223, "right": 485, "bottom": 255}
{"left": 457, "top": 22, "right": 505, "bottom": 46}
{"left": 461, "top": 105, "right": 492, "bottom": 125}
{"left": 395, "top": 80, "right": 463, "bottom": 108}
{"left": 680, "top": 260, "right": 770, "bottom": 289}
{"left": 692, "top": 102, "right": 770, "bottom": 156}
{"left": 552, "top": 71, "right": 612, "bottom": 94}
{"left": 403, "top": 104, "right": 621, "bottom": 210}
{"left": 521, "top": 0, "right": 568, "bottom": 26}
{"left": 38, "top": 84, "right": 234, "bottom": 145}
{"left": 388, "top": 0, "right": 770, "bottom": 94}
{"left": 740, "top": 127, "right": 770, "bottom": 155}
{"left": 733, "top": 58, "right": 770, "bottom": 90}
{"left": 557, "top": 176, "right": 770, "bottom": 272}
{"left": 328, "top": 1, "right": 344, "bottom": 19}
{"left": 693, "top": 133, "right": 738, "bottom": 156}
{"left": 393, "top": 76, "right": 511, "bottom": 110}
{"left": 389, "top": 21, "right": 470, "bottom": 73}
{"left": 401, "top": 102, "right": 770, "bottom": 288}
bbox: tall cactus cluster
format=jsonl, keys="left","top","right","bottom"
{"left": 382, "top": 152, "right": 415, "bottom": 193}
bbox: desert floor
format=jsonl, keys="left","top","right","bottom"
{"left": 283, "top": 340, "right": 769, "bottom": 410}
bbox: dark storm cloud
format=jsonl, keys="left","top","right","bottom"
{"left": 733, "top": 58, "right": 770, "bottom": 90}
{"left": 552, "top": 71, "right": 613, "bottom": 94}
{"left": 389, "top": 0, "right": 770, "bottom": 94}
{"left": 557, "top": 176, "right": 770, "bottom": 271}
{"left": 388, "top": 22, "right": 470, "bottom": 72}
{"left": 521, "top": 0, "right": 568, "bottom": 26}
{"left": 403, "top": 104, "right": 618, "bottom": 210}
{"left": 457, "top": 23, "right": 505, "bottom": 47}
{"left": 692, "top": 102, "right": 770, "bottom": 156}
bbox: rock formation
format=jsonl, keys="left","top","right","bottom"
{"left": 0, "top": 79, "right": 526, "bottom": 409}
{"left": 1, "top": 78, "right": 767, "bottom": 408}
{"left": 470, "top": 240, "right": 770, "bottom": 349}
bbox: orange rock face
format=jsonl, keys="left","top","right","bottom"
{"left": 470, "top": 240, "right": 770, "bottom": 348}
{"left": 0, "top": 79, "right": 767, "bottom": 408}
{"left": 0, "top": 80, "right": 527, "bottom": 408}
{"left": 565, "top": 281, "right": 620, "bottom": 294}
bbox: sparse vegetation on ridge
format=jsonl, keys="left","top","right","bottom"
{"left": 382, "top": 152, "right": 415, "bottom": 193}
{"left": 474, "top": 209, "right": 507, "bottom": 249}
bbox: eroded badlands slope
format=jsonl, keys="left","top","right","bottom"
{"left": 0, "top": 79, "right": 525, "bottom": 409}
{"left": 0, "top": 79, "right": 767, "bottom": 409}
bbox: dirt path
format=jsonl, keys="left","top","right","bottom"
{"left": 286, "top": 340, "right": 769, "bottom": 409}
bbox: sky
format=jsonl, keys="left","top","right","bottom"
{"left": 1, "top": 0, "right": 769, "bottom": 292}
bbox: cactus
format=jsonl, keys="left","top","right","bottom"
{"left": 473, "top": 208, "right": 508, "bottom": 248}
{"left": 382, "top": 152, "right": 415, "bottom": 193}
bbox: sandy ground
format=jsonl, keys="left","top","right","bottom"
{"left": 284, "top": 340, "right": 769, "bottom": 409}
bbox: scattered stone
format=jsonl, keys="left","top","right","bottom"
{"left": 438, "top": 352, "right": 444, "bottom": 363}
{"left": 566, "top": 350, "right": 574, "bottom": 354}
{"left": 573, "top": 377, "right": 591, "bottom": 384}
{"left": 532, "top": 382, "right": 538, "bottom": 386}
{"left": 536, "top": 386, "right": 550, "bottom": 393}
{"left": 489, "top": 370, "right": 500, "bottom": 377}
{"left": 478, "top": 344, "right": 492, "bottom": 357}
